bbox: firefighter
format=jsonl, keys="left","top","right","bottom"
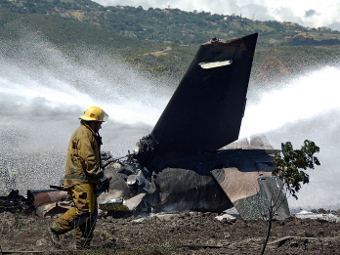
{"left": 49, "top": 106, "right": 109, "bottom": 249}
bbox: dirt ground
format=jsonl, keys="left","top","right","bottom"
{"left": 1, "top": 211, "right": 340, "bottom": 255}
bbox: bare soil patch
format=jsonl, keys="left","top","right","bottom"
{"left": 1, "top": 212, "right": 339, "bottom": 254}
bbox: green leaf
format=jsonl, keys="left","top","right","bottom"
{"left": 273, "top": 140, "right": 320, "bottom": 200}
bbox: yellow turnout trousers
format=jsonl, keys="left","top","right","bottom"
{"left": 51, "top": 183, "right": 97, "bottom": 247}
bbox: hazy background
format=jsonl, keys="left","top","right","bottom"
{"left": 93, "top": 0, "right": 340, "bottom": 31}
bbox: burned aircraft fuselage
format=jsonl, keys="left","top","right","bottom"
{"left": 101, "top": 33, "right": 259, "bottom": 213}
{"left": 102, "top": 138, "right": 281, "bottom": 215}
{"left": 99, "top": 33, "right": 290, "bottom": 219}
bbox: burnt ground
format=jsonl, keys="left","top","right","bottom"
{"left": 1, "top": 211, "right": 340, "bottom": 255}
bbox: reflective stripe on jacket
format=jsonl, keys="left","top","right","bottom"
{"left": 64, "top": 122, "right": 103, "bottom": 188}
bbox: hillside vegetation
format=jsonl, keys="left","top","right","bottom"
{"left": 0, "top": 0, "right": 340, "bottom": 81}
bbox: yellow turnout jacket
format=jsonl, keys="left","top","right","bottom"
{"left": 64, "top": 122, "right": 103, "bottom": 188}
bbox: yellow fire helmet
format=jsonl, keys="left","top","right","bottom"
{"left": 80, "top": 106, "right": 109, "bottom": 122}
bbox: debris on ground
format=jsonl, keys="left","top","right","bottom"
{"left": 295, "top": 210, "right": 340, "bottom": 223}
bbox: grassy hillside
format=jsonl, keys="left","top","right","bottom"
{"left": 0, "top": 0, "right": 339, "bottom": 81}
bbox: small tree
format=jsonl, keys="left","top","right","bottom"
{"left": 260, "top": 139, "right": 320, "bottom": 255}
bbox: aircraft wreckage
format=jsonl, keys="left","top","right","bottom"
{"left": 0, "top": 33, "right": 290, "bottom": 220}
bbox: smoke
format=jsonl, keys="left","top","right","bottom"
{"left": 242, "top": 66, "right": 340, "bottom": 209}
{"left": 0, "top": 31, "right": 173, "bottom": 192}
{"left": 93, "top": 0, "right": 340, "bottom": 30}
